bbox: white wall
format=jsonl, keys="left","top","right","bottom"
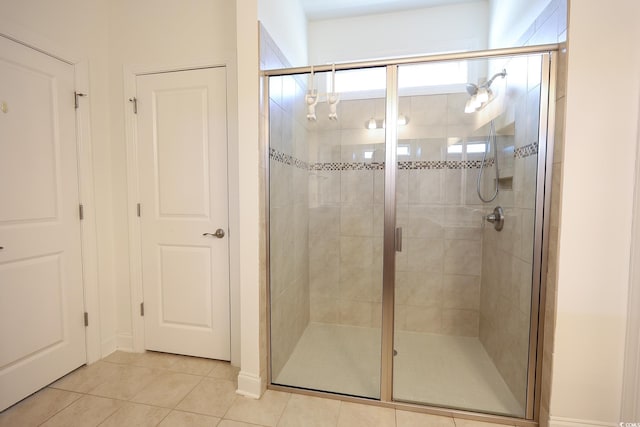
{"left": 107, "top": 0, "right": 240, "bottom": 362}
{"left": 1, "top": 0, "right": 263, "bottom": 396}
{"left": 551, "top": 0, "right": 640, "bottom": 425}
{"left": 307, "top": 1, "right": 488, "bottom": 65}
{"left": 0, "top": 0, "right": 116, "bottom": 357}
{"left": 258, "top": 0, "right": 308, "bottom": 66}
{"left": 488, "top": 0, "right": 553, "bottom": 48}
{"left": 236, "top": 0, "right": 263, "bottom": 397}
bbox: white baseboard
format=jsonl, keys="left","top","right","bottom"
{"left": 236, "top": 371, "right": 263, "bottom": 399}
{"left": 116, "top": 333, "right": 134, "bottom": 351}
{"left": 100, "top": 336, "right": 117, "bottom": 360}
{"left": 550, "top": 416, "right": 618, "bottom": 427}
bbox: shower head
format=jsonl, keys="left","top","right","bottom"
{"left": 464, "top": 69, "right": 507, "bottom": 113}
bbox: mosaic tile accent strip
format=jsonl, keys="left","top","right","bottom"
{"left": 270, "top": 149, "right": 504, "bottom": 172}
{"left": 309, "top": 162, "right": 385, "bottom": 171}
{"left": 270, "top": 148, "right": 309, "bottom": 170}
{"left": 514, "top": 142, "right": 539, "bottom": 159}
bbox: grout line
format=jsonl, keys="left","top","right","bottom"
{"left": 31, "top": 388, "right": 83, "bottom": 426}
{"left": 272, "top": 391, "right": 292, "bottom": 427}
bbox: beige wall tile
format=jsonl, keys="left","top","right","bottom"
{"left": 444, "top": 239, "right": 481, "bottom": 275}
{"left": 339, "top": 300, "right": 374, "bottom": 327}
{"left": 443, "top": 274, "right": 480, "bottom": 310}
{"left": 442, "top": 309, "right": 479, "bottom": 336}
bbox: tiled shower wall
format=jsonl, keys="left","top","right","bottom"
{"left": 262, "top": 30, "right": 311, "bottom": 380}
{"left": 478, "top": 0, "right": 568, "bottom": 411}
{"left": 307, "top": 93, "right": 490, "bottom": 336}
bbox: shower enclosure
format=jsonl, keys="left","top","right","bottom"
{"left": 266, "top": 46, "right": 556, "bottom": 421}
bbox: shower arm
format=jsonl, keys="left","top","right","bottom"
{"left": 483, "top": 69, "right": 507, "bottom": 88}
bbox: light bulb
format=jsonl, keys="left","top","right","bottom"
{"left": 476, "top": 87, "right": 489, "bottom": 104}
{"left": 367, "top": 118, "right": 377, "bottom": 129}
{"left": 397, "top": 114, "right": 407, "bottom": 126}
{"left": 464, "top": 98, "right": 476, "bottom": 114}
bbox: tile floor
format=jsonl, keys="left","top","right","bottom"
{"left": 0, "top": 350, "right": 515, "bottom": 427}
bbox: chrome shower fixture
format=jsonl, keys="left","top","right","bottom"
{"left": 464, "top": 69, "right": 507, "bottom": 113}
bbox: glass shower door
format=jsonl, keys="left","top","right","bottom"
{"left": 269, "top": 67, "right": 387, "bottom": 398}
{"left": 391, "top": 54, "right": 549, "bottom": 417}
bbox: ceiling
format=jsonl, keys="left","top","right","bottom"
{"left": 300, "top": 0, "right": 486, "bottom": 21}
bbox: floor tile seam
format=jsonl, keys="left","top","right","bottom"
{"left": 38, "top": 394, "right": 122, "bottom": 427}
{"left": 170, "top": 374, "right": 208, "bottom": 411}
{"left": 126, "top": 368, "right": 208, "bottom": 408}
{"left": 91, "top": 399, "right": 132, "bottom": 427}
{"left": 105, "top": 357, "right": 216, "bottom": 378}
{"left": 50, "top": 386, "right": 175, "bottom": 411}
{"left": 271, "top": 392, "right": 292, "bottom": 427}
{"left": 26, "top": 388, "right": 83, "bottom": 427}
{"left": 164, "top": 405, "right": 224, "bottom": 419}
{"left": 218, "top": 392, "right": 240, "bottom": 421}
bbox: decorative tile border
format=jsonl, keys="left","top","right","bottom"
{"left": 270, "top": 146, "right": 533, "bottom": 171}
{"left": 269, "top": 148, "right": 309, "bottom": 170}
{"left": 309, "top": 162, "right": 385, "bottom": 171}
{"left": 514, "top": 142, "right": 538, "bottom": 159}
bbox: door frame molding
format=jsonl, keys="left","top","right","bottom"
{"left": 123, "top": 62, "right": 239, "bottom": 364}
{"left": 0, "top": 25, "right": 102, "bottom": 365}
{"left": 621, "top": 93, "right": 640, "bottom": 420}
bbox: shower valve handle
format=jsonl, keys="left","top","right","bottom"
{"left": 485, "top": 206, "right": 504, "bottom": 231}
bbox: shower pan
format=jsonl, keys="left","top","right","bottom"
{"left": 265, "top": 45, "right": 557, "bottom": 423}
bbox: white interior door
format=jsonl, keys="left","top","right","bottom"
{"left": 136, "top": 67, "right": 230, "bottom": 360}
{"left": 0, "top": 36, "right": 86, "bottom": 411}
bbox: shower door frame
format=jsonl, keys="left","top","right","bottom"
{"left": 263, "top": 43, "right": 558, "bottom": 425}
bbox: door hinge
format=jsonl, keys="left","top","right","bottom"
{"left": 137, "top": 203, "right": 141, "bottom": 217}
{"left": 140, "top": 302, "right": 144, "bottom": 316}
{"left": 79, "top": 204, "right": 84, "bottom": 220}
{"left": 129, "top": 97, "right": 138, "bottom": 114}
{"left": 74, "top": 91, "right": 87, "bottom": 109}
{"left": 84, "top": 312, "right": 89, "bottom": 327}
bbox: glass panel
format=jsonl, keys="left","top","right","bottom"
{"left": 392, "top": 54, "right": 544, "bottom": 417}
{"left": 269, "top": 68, "right": 386, "bottom": 398}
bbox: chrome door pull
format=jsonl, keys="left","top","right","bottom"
{"left": 203, "top": 229, "right": 225, "bottom": 238}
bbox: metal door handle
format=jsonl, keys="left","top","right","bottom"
{"left": 395, "top": 227, "right": 402, "bottom": 252}
{"left": 203, "top": 229, "right": 225, "bottom": 238}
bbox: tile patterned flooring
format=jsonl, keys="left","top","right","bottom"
{"left": 0, "top": 350, "right": 514, "bottom": 427}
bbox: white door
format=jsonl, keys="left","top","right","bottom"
{"left": 0, "top": 36, "right": 86, "bottom": 410}
{"left": 136, "top": 67, "right": 230, "bottom": 360}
